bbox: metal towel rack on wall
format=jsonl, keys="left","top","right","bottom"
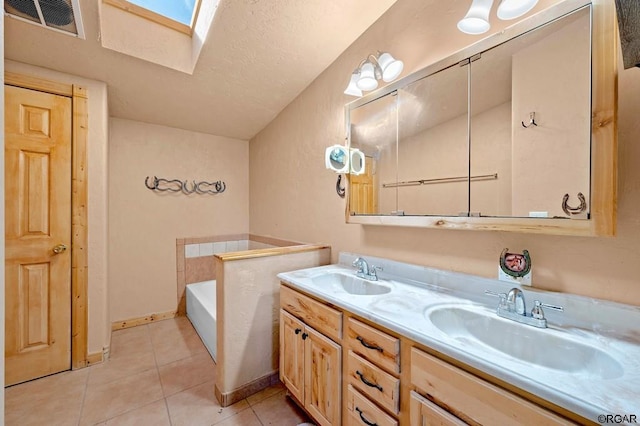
{"left": 144, "top": 176, "right": 226, "bottom": 195}
{"left": 382, "top": 173, "right": 498, "bottom": 188}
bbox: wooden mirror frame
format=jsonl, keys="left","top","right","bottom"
{"left": 344, "top": 0, "right": 617, "bottom": 236}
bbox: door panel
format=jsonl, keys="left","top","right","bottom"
{"left": 5, "top": 85, "right": 72, "bottom": 386}
{"left": 304, "top": 326, "right": 341, "bottom": 426}
{"left": 349, "top": 157, "right": 377, "bottom": 215}
{"left": 279, "top": 310, "right": 305, "bottom": 403}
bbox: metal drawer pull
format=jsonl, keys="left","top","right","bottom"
{"left": 355, "top": 407, "right": 378, "bottom": 426}
{"left": 356, "top": 370, "right": 383, "bottom": 392}
{"left": 357, "top": 336, "right": 383, "bottom": 352}
{"left": 301, "top": 333, "right": 308, "bottom": 340}
{"left": 295, "top": 328, "right": 302, "bottom": 335}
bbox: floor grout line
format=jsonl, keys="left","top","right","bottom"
{"left": 251, "top": 404, "right": 266, "bottom": 426}
{"left": 76, "top": 365, "right": 92, "bottom": 426}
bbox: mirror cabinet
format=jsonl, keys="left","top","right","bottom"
{"left": 345, "top": 0, "right": 617, "bottom": 236}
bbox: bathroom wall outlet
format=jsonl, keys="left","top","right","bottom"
{"left": 498, "top": 266, "right": 532, "bottom": 286}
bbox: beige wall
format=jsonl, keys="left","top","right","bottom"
{"left": 512, "top": 11, "right": 591, "bottom": 217}
{"left": 4, "top": 60, "right": 111, "bottom": 356}
{"left": 108, "top": 118, "right": 249, "bottom": 322}
{"left": 216, "top": 248, "right": 331, "bottom": 401}
{"left": 249, "top": 0, "right": 640, "bottom": 307}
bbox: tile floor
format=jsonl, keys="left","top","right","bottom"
{"left": 5, "top": 317, "right": 312, "bottom": 426}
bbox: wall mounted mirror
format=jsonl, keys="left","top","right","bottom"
{"left": 325, "top": 145, "right": 349, "bottom": 173}
{"left": 345, "top": 0, "right": 616, "bottom": 236}
{"left": 350, "top": 149, "right": 366, "bottom": 175}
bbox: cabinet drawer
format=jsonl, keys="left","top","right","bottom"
{"left": 410, "top": 348, "right": 574, "bottom": 425}
{"left": 410, "top": 391, "right": 466, "bottom": 426}
{"left": 347, "top": 351, "right": 400, "bottom": 415}
{"left": 347, "top": 318, "right": 400, "bottom": 374}
{"left": 280, "top": 285, "right": 342, "bottom": 341}
{"left": 347, "top": 385, "right": 398, "bottom": 426}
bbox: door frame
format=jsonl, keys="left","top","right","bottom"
{"left": 4, "top": 71, "right": 89, "bottom": 369}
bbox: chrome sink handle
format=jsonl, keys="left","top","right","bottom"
{"left": 531, "top": 300, "right": 564, "bottom": 320}
{"left": 369, "top": 265, "right": 383, "bottom": 280}
{"left": 485, "top": 290, "right": 508, "bottom": 309}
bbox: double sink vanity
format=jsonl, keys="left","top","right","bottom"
{"left": 278, "top": 253, "right": 640, "bottom": 425}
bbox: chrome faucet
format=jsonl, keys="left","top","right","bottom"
{"left": 352, "top": 257, "right": 382, "bottom": 281}
{"left": 485, "top": 288, "right": 563, "bottom": 328}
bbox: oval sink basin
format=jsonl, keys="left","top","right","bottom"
{"left": 427, "top": 305, "right": 623, "bottom": 380}
{"left": 311, "top": 272, "right": 391, "bottom": 296}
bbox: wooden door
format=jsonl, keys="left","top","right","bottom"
{"left": 4, "top": 85, "right": 72, "bottom": 386}
{"left": 349, "top": 156, "right": 377, "bottom": 215}
{"left": 304, "top": 326, "right": 341, "bottom": 426}
{"left": 279, "top": 310, "right": 305, "bottom": 403}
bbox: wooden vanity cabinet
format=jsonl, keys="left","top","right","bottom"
{"left": 280, "top": 287, "right": 342, "bottom": 426}
{"left": 280, "top": 284, "right": 581, "bottom": 426}
{"left": 410, "top": 390, "right": 466, "bottom": 426}
{"left": 410, "top": 347, "right": 576, "bottom": 425}
{"left": 345, "top": 317, "right": 402, "bottom": 424}
{"left": 347, "top": 385, "right": 398, "bottom": 426}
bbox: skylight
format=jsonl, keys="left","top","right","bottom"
{"left": 127, "top": 0, "right": 197, "bottom": 26}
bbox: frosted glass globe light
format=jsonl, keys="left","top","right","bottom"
{"left": 344, "top": 72, "right": 363, "bottom": 96}
{"left": 457, "top": 0, "right": 493, "bottom": 35}
{"left": 497, "top": 0, "right": 539, "bottom": 20}
{"left": 378, "top": 52, "right": 404, "bottom": 82}
{"left": 357, "top": 62, "right": 379, "bottom": 91}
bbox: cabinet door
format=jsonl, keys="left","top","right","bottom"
{"left": 280, "top": 310, "right": 305, "bottom": 403}
{"left": 305, "top": 326, "right": 342, "bottom": 426}
{"left": 410, "top": 391, "right": 466, "bottom": 426}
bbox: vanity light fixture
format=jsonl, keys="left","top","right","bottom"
{"left": 344, "top": 51, "right": 404, "bottom": 97}
{"left": 458, "top": 0, "right": 539, "bottom": 35}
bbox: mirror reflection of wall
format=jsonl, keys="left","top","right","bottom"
{"left": 397, "top": 63, "right": 469, "bottom": 216}
{"left": 349, "top": 92, "right": 397, "bottom": 215}
{"left": 510, "top": 8, "right": 591, "bottom": 218}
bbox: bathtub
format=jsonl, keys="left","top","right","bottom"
{"left": 186, "top": 280, "right": 217, "bottom": 362}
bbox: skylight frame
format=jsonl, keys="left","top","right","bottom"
{"left": 102, "top": 0, "right": 201, "bottom": 35}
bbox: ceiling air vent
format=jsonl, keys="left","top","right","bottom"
{"left": 4, "top": 0, "right": 85, "bottom": 38}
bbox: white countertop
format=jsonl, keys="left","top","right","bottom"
{"left": 277, "top": 253, "right": 640, "bottom": 422}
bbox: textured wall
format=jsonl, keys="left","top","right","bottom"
{"left": 249, "top": 0, "right": 640, "bottom": 307}
{"left": 216, "top": 249, "right": 331, "bottom": 397}
{"left": 108, "top": 118, "right": 249, "bottom": 322}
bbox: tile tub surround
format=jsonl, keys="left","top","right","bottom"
{"left": 176, "top": 234, "right": 304, "bottom": 314}
{"left": 277, "top": 253, "right": 640, "bottom": 422}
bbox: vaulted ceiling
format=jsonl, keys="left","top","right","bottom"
{"left": 5, "top": 0, "right": 398, "bottom": 140}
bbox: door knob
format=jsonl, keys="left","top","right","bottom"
{"left": 52, "top": 244, "right": 68, "bottom": 254}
